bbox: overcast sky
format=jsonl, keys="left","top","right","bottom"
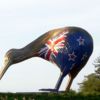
{"left": 0, "top": 0, "right": 100, "bottom": 92}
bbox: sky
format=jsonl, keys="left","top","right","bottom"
{"left": 0, "top": 0, "right": 100, "bottom": 92}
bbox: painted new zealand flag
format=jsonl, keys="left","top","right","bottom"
{"left": 39, "top": 29, "right": 93, "bottom": 77}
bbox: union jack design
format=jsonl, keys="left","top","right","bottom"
{"left": 39, "top": 31, "right": 68, "bottom": 62}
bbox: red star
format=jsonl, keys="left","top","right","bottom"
{"left": 77, "top": 36, "right": 85, "bottom": 45}
{"left": 81, "top": 53, "right": 88, "bottom": 61}
{"left": 68, "top": 51, "right": 77, "bottom": 61}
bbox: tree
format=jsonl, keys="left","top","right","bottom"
{"left": 94, "top": 57, "right": 100, "bottom": 79}
{"left": 79, "top": 57, "right": 100, "bottom": 94}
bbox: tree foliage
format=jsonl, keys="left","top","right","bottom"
{"left": 94, "top": 57, "right": 100, "bottom": 79}
{"left": 79, "top": 57, "right": 100, "bottom": 94}
{"left": 0, "top": 92, "right": 100, "bottom": 100}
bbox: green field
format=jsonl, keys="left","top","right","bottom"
{"left": 0, "top": 92, "right": 100, "bottom": 100}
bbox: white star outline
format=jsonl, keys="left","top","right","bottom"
{"left": 68, "top": 51, "right": 77, "bottom": 61}
{"left": 81, "top": 52, "right": 88, "bottom": 61}
{"left": 77, "top": 36, "right": 85, "bottom": 46}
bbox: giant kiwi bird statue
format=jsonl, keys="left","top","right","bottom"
{"left": 0, "top": 27, "right": 93, "bottom": 92}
